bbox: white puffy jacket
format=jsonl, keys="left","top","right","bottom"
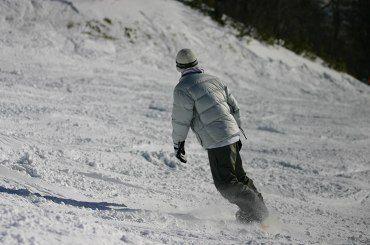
{"left": 172, "top": 72, "right": 241, "bottom": 149}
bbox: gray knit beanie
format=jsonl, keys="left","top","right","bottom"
{"left": 176, "top": 49, "right": 198, "bottom": 69}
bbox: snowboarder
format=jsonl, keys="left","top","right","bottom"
{"left": 171, "top": 49, "right": 269, "bottom": 223}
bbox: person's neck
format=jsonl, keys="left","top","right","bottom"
{"left": 181, "top": 67, "right": 204, "bottom": 77}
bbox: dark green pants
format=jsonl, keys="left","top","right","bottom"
{"left": 207, "top": 142, "right": 268, "bottom": 221}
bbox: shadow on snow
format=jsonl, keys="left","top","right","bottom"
{"left": 0, "top": 185, "right": 126, "bottom": 210}
{"left": 0, "top": 186, "right": 203, "bottom": 221}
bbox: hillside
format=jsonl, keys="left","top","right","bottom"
{"left": 0, "top": 0, "right": 369, "bottom": 244}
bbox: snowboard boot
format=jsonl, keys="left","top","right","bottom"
{"left": 236, "top": 209, "right": 260, "bottom": 223}
{"left": 235, "top": 206, "right": 269, "bottom": 224}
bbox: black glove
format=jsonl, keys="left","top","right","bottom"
{"left": 174, "top": 141, "right": 187, "bottom": 163}
{"left": 237, "top": 140, "right": 242, "bottom": 151}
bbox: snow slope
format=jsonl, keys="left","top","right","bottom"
{"left": 0, "top": 0, "right": 369, "bottom": 244}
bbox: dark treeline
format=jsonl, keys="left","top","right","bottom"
{"left": 179, "top": 0, "right": 369, "bottom": 84}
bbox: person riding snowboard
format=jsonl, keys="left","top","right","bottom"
{"left": 171, "top": 49, "right": 268, "bottom": 223}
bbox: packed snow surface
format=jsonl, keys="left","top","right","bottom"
{"left": 0, "top": 0, "right": 369, "bottom": 244}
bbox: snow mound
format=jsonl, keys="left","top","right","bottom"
{"left": 0, "top": 0, "right": 369, "bottom": 244}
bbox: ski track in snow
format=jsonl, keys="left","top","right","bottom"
{"left": 0, "top": 0, "right": 369, "bottom": 244}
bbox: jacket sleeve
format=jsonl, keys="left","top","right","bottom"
{"left": 172, "top": 88, "right": 194, "bottom": 144}
{"left": 225, "top": 86, "right": 241, "bottom": 127}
